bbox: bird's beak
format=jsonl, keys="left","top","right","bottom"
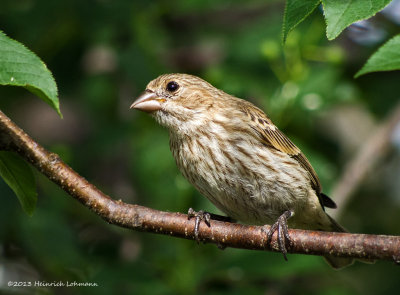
{"left": 130, "top": 90, "right": 163, "bottom": 112}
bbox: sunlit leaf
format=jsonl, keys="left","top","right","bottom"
{"left": 322, "top": 0, "right": 391, "bottom": 40}
{"left": 0, "top": 31, "right": 61, "bottom": 116}
{"left": 282, "top": 0, "right": 321, "bottom": 44}
{"left": 356, "top": 34, "right": 400, "bottom": 77}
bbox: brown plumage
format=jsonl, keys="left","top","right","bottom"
{"left": 131, "top": 73, "right": 353, "bottom": 269}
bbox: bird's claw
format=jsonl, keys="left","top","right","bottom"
{"left": 263, "top": 210, "right": 294, "bottom": 261}
{"left": 187, "top": 208, "right": 211, "bottom": 243}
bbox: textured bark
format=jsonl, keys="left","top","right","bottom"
{"left": 0, "top": 110, "right": 399, "bottom": 264}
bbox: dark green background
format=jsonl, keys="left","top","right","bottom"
{"left": 1, "top": 0, "right": 400, "bottom": 294}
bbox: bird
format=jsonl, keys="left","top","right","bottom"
{"left": 130, "top": 73, "right": 353, "bottom": 269}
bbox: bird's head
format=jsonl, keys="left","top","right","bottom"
{"left": 131, "top": 73, "right": 224, "bottom": 133}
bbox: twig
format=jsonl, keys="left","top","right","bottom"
{"left": 0, "top": 109, "right": 399, "bottom": 263}
{"left": 331, "top": 102, "right": 400, "bottom": 219}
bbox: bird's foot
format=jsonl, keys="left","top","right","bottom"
{"left": 187, "top": 208, "right": 211, "bottom": 243}
{"left": 263, "top": 210, "right": 294, "bottom": 261}
{"left": 187, "top": 208, "right": 233, "bottom": 243}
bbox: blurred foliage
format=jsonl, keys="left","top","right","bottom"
{"left": 1, "top": 0, "right": 400, "bottom": 294}
{"left": 0, "top": 151, "right": 37, "bottom": 216}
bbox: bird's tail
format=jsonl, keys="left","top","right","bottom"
{"left": 323, "top": 214, "right": 374, "bottom": 269}
{"left": 326, "top": 214, "right": 347, "bottom": 232}
{"left": 322, "top": 214, "right": 354, "bottom": 269}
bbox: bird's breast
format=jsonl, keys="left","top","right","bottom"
{"left": 169, "top": 129, "right": 314, "bottom": 225}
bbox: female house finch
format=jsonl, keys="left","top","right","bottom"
{"left": 131, "top": 73, "right": 353, "bottom": 269}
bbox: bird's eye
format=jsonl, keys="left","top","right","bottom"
{"left": 166, "top": 81, "right": 179, "bottom": 92}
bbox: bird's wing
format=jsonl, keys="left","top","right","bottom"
{"left": 239, "top": 102, "right": 335, "bottom": 209}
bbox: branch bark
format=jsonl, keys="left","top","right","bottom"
{"left": 0, "top": 109, "right": 399, "bottom": 264}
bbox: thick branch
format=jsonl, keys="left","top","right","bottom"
{"left": 0, "top": 110, "right": 399, "bottom": 264}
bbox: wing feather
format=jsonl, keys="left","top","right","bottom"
{"left": 238, "top": 101, "right": 336, "bottom": 209}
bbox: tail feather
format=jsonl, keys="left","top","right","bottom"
{"left": 327, "top": 214, "right": 347, "bottom": 232}
{"left": 323, "top": 214, "right": 374, "bottom": 269}
{"left": 324, "top": 255, "right": 354, "bottom": 269}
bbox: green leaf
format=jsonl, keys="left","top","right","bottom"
{"left": 0, "top": 31, "right": 62, "bottom": 117}
{"left": 355, "top": 34, "right": 400, "bottom": 77}
{"left": 322, "top": 0, "right": 392, "bottom": 40}
{"left": 282, "top": 0, "right": 321, "bottom": 44}
{"left": 0, "top": 151, "right": 37, "bottom": 216}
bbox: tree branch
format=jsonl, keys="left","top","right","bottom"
{"left": 0, "top": 109, "right": 399, "bottom": 264}
{"left": 331, "top": 102, "right": 400, "bottom": 219}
